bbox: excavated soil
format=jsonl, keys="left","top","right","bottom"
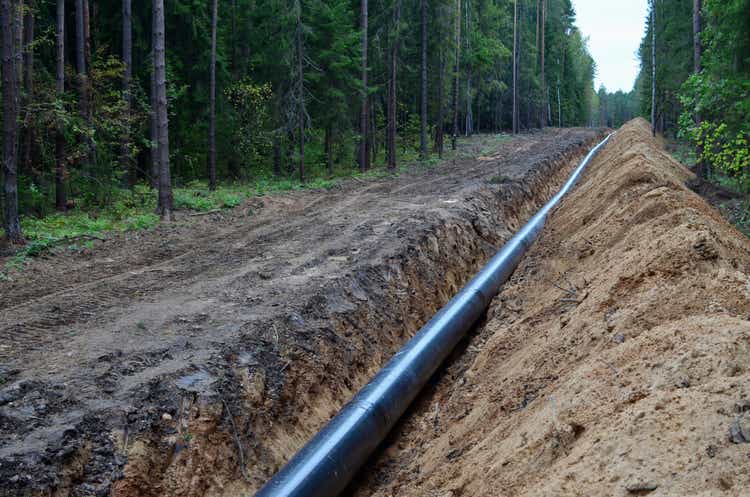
{"left": 352, "top": 119, "right": 750, "bottom": 497}
{"left": 0, "top": 128, "right": 605, "bottom": 497}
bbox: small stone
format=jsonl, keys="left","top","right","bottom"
{"left": 625, "top": 482, "right": 658, "bottom": 493}
{"left": 729, "top": 417, "right": 750, "bottom": 444}
{"left": 676, "top": 377, "right": 691, "bottom": 389}
{"left": 161, "top": 413, "right": 173, "bottom": 421}
{"left": 706, "top": 445, "right": 717, "bottom": 458}
{"left": 613, "top": 333, "right": 626, "bottom": 344}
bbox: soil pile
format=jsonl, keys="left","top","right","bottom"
{"left": 355, "top": 119, "right": 750, "bottom": 497}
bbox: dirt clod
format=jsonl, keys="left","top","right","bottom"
{"left": 729, "top": 416, "right": 750, "bottom": 444}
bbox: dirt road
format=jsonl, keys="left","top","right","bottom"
{"left": 352, "top": 120, "right": 750, "bottom": 497}
{"left": 0, "top": 129, "right": 603, "bottom": 497}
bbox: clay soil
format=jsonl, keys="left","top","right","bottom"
{"left": 0, "top": 128, "right": 604, "bottom": 497}
{"left": 352, "top": 119, "right": 750, "bottom": 497}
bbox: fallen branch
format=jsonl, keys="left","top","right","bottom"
{"left": 189, "top": 209, "right": 223, "bottom": 217}
{"left": 222, "top": 399, "right": 253, "bottom": 484}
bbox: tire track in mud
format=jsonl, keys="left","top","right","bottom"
{"left": 0, "top": 129, "right": 604, "bottom": 497}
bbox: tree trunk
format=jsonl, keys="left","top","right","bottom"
{"left": 386, "top": 0, "right": 401, "bottom": 171}
{"left": 651, "top": 2, "right": 656, "bottom": 137}
{"left": 325, "top": 124, "right": 333, "bottom": 174}
{"left": 540, "top": 0, "right": 546, "bottom": 127}
{"left": 121, "top": 0, "right": 133, "bottom": 182}
{"left": 692, "top": 0, "right": 707, "bottom": 178}
{"left": 295, "top": 0, "right": 305, "bottom": 182}
{"left": 512, "top": 0, "right": 518, "bottom": 134}
{"left": 56, "top": 0, "right": 67, "bottom": 211}
{"left": 419, "top": 0, "right": 427, "bottom": 159}
{"left": 231, "top": 0, "right": 236, "bottom": 74}
{"left": 83, "top": 0, "right": 90, "bottom": 68}
{"left": 2, "top": 0, "right": 23, "bottom": 243}
{"left": 435, "top": 46, "right": 445, "bottom": 157}
{"left": 208, "top": 0, "right": 218, "bottom": 190}
{"left": 358, "top": 0, "right": 369, "bottom": 171}
{"left": 464, "top": 0, "right": 472, "bottom": 136}
{"left": 21, "top": 1, "right": 34, "bottom": 174}
{"left": 150, "top": 10, "right": 158, "bottom": 187}
{"left": 75, "top": 0, "right": 90, "bottom": 168}
{"left": 693, "top": 0, "right": 702, "bottom": 74}
{"left": 153, "top": 0, "right": 173, "bottom": 220}
{"left": 273, "top": 136, "right": 282, "bottom": 177}
{"left": 451, "top": 0, "right": 461, "bottom": 150}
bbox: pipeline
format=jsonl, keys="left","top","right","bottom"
{"left": 253, "top": 134, "right": 613, "bottom": 497}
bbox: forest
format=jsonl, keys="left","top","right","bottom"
{"left": 1, "top": 0, "right": 597, "bottom": 245}
{"left": 595, "top": 0, "right": 750, "bottom": 183}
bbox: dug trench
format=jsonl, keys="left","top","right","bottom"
{"left": 0, "top": 129, "right": 604, "bottom": 497}
{"left": 351, "top": 119, "right": 750, "bottom": 497}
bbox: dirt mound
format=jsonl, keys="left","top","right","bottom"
{"left": 354, "top": 119, "right": 750, "bottom": 497}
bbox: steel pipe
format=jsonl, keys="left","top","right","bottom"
{"left": 253, "top": 133, "right": 613, "bottom": 497}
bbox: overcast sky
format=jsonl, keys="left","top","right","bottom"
{"left": 571, "top": 0, "right": 649, "bottom": 92}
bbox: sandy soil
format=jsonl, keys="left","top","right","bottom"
{"left": 352, "top": 119, "right": 750, "bottom": 497}
{"left": 0, "top": 129, "right": 604, "bottom": 497}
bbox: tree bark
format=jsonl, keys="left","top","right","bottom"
{"left": 451, "top": 0, "right": 461, "bottom": 150}
{"left": 21, "top": 0, "right": 34, "bottom": 174}
{"left": 2, "top": 0, "right": 23, "bottom": 243}
{"left": 121, "top": 0, "right": 133, "bottom": 182}
{"left": 419, "top": 0, "right": 427, "bottom": 159}
{"left": 208, "top": 0, "right": 218, "bottom": 190}
{"left": 153, "top": 0, "right": 173, "bottom": 219}
{"left": 651, "top": 1, "right": 656, "bottom": 137}
{"left": 358, "top": 0, "right": 369, "bottom": 171}
{"left": 55, "top": 0, "right": 67, "bottom": 210}
{"left": 512, "top": 0, "right": 518, "bottom": 134}
{"left": 386, "top": 0, "right": 401, "bottom": 171}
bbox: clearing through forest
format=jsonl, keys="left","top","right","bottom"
{"left": 4, "top": 120, "right": 746, "bottom": 497}
{"left": 0, "top": 128, "right": 603, "bottom": 496}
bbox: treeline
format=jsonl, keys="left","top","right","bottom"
{"left": 592, "top": 87, "right": 638, "bottom": 129}
{"left": 1, "top": 0, "right": 597, "bottom": 243}
{"left": 635, "top": 0, "right": 749, "bottom": 179}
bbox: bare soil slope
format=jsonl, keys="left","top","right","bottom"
{"left": 0, "top": 129, "right": 604, "bottom": 497}
{"left": 354, "top": 119, "right": 750, "bottom": 497}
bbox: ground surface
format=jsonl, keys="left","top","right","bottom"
{"left": 0, "top": 129, "right": 603, "bottom": 496}
{"left": 352, "top": 120, "right": 750, "bottom": 497}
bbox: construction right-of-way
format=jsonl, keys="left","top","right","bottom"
{"left": 352, "top": 118, "right": 750, "bottom": 497}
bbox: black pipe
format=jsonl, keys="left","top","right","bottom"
{"left": 253, "top": 134, "right": 613, "bottom": 497}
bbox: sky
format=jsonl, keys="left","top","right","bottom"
{"left": 571, "top": 0, "right": 650, "bottom": 93}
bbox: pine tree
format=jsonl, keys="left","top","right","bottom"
{"left": 2, "top": 0, "right": 23, "bottom": 243}
{"left": 153, "top": 0, "right": 173, "bottom": 219}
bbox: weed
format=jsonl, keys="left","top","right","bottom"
{"left": 489, "top": 175, "right": 513, "bottom": 185}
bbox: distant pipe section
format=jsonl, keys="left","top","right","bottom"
{"left": 253, "top": 133, "right": 613, "bottom": 497}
